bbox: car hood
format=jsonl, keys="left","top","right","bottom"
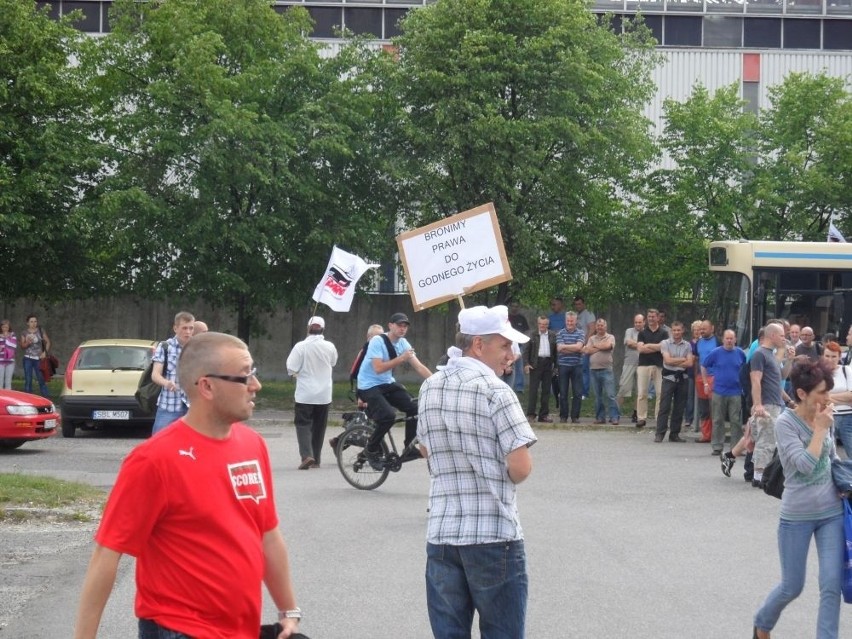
{"left": 0, "top": 389, "right": 55, "bottom": 407}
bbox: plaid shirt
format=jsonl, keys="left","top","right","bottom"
{"left": 417, "top": 356, "right": 537, "bottom": 546}
{"left": 152, "top": 337, "right": 186, "bottom": 411}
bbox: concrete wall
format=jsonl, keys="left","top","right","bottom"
{"left": 0, "top": 296, "right": 699, "bottom": 382}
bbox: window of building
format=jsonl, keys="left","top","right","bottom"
{"left": 823, "top": 19, "right": 852, "bottom": 49}
{"left": 63, "top": 1, "right": 101, "bottom": 32}
{"left": 664, "top": 16, "right": 702, "bottom": 45}
{"left": 704, "top": 16, "right": 744, "bottom": 46}
{"left": 786, "top": 0, "right": 824, "bottom": 14}
{"left": 627, "top": 14, "right": 663, "bottom": 43}
{"left": 307, "top": 7, "right": 342, "bottom": 38}
{"left": 35, "top": 1, "right": 60, "bottom": 20}
{"left": 707, "top": 0, "right": 745, "bottom": 13}
{"left": 103, "top": 1, "right": 113, "bottom": 32}
{"left": 783, "top": 18, "right": 821, "bottom": 48}
{"left": 744, "top": 17, "right": 782, "bottom": 47}
{"left": 385, "top": 9, "right": 408, "bottom": 39}
{"left": 666, "top": 0, "right": 705, "bottom": 12}
{"left": 344, "top": 8, "right": 382, "bottom": 38}
{"left": 745, "top": 0, "right": 784, "bottom": 12}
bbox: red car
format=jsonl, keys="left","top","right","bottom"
{"left": 0, "top": 389, "right": 59, "bottom": 450}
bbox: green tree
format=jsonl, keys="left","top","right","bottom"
{"left": 79, "top": 0, "right": 395, "bottom": 340}
{"left": 0, "top": 1, "right": 96, "bottom": 299}
{"left": 748, "top": 72, "right": 852, "bottom": 241}
{"left": 386, "top": 0, "right": 660, "bottom": 308}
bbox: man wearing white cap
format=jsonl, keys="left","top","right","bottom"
{"left": 417, "top": 305, "right": 537, "bottom": 639}
{"left": 286, "top": 316, "right": 338, "bottom": 469}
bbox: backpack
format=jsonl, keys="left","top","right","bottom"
{"left": 135, "top": 342, "right": 168, "bottom": 415}
{"left": 739, "top": 357, "right": 753, "bottom": 413}
{"left": 349, "top": 333, "right": 396, "bottom": 394}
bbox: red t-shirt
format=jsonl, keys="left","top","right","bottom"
{"left": 95, "top": 420, "right": 279, "bottom": 638}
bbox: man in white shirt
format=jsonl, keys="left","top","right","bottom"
{"left": 286, "top": 316, "right": 338, "bottom": 469}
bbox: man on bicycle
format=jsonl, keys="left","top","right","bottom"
{"left": 357, "top": 312, "right": 431, "bottom": 462}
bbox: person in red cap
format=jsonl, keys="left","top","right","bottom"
{"left": 286, "top": 316, "right": 338, "bottom": 469}
{"left": 357, "top": 311, "right": 431, "bottom": 461}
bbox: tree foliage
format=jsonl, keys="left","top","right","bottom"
{"left": 0, "top": 1, "right": 96, "bottom": 299}
{"left": 78, "top": 0, "right": 396, "bottom": 340}
{"left": 386, "top": 0, "right": 661, "bottom": 308}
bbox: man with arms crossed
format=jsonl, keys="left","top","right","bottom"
{"left": 150, "top": 311, "right": 195, "bottom": 434}
{"left": 74, "top": 332, "right": 301, "bottom": 639}
{"left": 418, "top": 305, "right": 536, "bottom": 639}
{"left": 616, "top": 313, "right": 644, "bottom": 423}
{"left": 358, "top": 312, "right": 431, "bottom": 461}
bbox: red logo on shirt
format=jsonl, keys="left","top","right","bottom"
{"left": 228, "top": 461, "right": 267, "bottom": 504}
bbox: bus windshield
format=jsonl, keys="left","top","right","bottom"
{"left": 709, "top": 272, "right": 750, "bottom": 348}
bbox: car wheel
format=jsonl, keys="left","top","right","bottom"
{"left": 0, "top": 440, "right": 26, "bottom": 450}
{"left": 61, "top": 419, "right": 77, "bottom": 438}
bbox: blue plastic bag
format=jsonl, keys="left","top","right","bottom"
{"left": 843, "top": 498, "right": 852, "bottom": 604}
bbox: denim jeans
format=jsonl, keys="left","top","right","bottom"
{"left": 754, "top": 513, "right": 844, "bottom": 638}
{"left": 558, "top": 364, "right": 582, "bottom": 420}
{"left": 513, "top": 358, "right": 525, "bottom": 392}
{"left": 591, "top": 368, "right": 619, "bottom": 421}
{"left": 22, "top": 357, "right": 49, "bottom": 396}
{"left": 138, "top": 618, "right": 192, "bottom": 638}
{"left": 581, "top": 354, "right": 591, "bottom": 397}
{"left": 426, "top": 540, "right": 527, "bottom": 639}
{"left": 835, "top": 413, "right": 852, "bottom": 454}
{"left": 152, "top": 406, "right": 187, "bottom": 435}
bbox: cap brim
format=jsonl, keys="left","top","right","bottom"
{"left": 501, "top": 326, "right": 530, "bottom": 344}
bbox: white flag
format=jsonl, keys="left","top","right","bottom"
{"left": 828, "top": 222, "right": 846, "bottom": 243}
{"left": 311, "top": 246, "right": 379, "bottom": 312}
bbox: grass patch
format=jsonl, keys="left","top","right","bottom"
{"left": 0, "top": 473, "right": 105, "bottom": 522}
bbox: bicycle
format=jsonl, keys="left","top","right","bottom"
{"left": 334, "top": 410, "right": 422, "bottom": 490}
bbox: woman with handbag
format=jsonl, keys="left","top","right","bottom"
{"left": 822, "top": 341, "right": 852, "bottom": 453}
{"left": 753, "top": 359, "right": 844, "bottom": 639}
{"left": 19, "top": 314, "right": 50, "bottom": 397}
{"left": 0, "top": 320, "right": 16, "bottom": 389}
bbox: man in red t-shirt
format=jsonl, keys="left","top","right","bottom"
{"left": 74, "top": 332, "right": 302, "bottom": 639}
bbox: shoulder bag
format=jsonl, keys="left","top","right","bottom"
{"left": 761, "top": 448, "right": 785, "bottom": 499}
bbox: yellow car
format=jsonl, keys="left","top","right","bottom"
{"left": 59, "top": 339, "right": 159, "bottom": 438}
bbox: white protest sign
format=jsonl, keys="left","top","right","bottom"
{"left": 396, "top": 203, "right": 512, "bottom": 310}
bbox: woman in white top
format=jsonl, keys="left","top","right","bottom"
{"left": 822, "top": 341, "right": 852, "bottom": 453}
{"left": 0, "top": 320, "right": 17, "bottom": 390}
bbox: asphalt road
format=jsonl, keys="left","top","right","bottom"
{"left": 0, "top": 413, "right": 846, "bottom": 638}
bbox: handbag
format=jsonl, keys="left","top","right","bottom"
{"left": 833, "top": 459, "right": 852, "bottom": 495}
{"left": 259, "top": 626, "right": 310, "bottom": 639}
{"left": 761, "top": 448, "right": 785, "bottom": 499}
{"left": 842, "top": 498, "right": 852, "bottom": 604}
{"left": 135, "top": 342, "right": 168, "bottom": 415}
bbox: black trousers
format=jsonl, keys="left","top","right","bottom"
{"left": 656, "top": 376, "right": 689, "bottom": 437}
{"left": 294, "top": 402, "right": 329, "bottom": 464}
{"left": 527, "top": 357, "right": 553, "bottom": 418}
{"left": 360, "top": 382, "right": 418, "bottom": 451}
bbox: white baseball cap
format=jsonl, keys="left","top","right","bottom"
{"left": 307, "top": 316, "right": 325, "bottom": 329}
{"left": 458, "top": 305, "right": 529, "bottom": 344}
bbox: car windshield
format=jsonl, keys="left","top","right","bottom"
{"left": 78, "top": 347, "right": 151, "bottom": 371}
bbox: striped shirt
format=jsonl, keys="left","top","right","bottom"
{"left": 556, "top": 328, "right": 585, "bottom": 367}
{"left": 417, "top": 356, "right": 537, "bottom": 545}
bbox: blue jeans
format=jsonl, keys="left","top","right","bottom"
{"left": 139, "top": 618, "right": 191, "bottom": 638}
{"left": 152, "top": 406, "right": 187, "bottom": 435}
{"left": 836, "top": 413, "right": 852, "bottom": 454}
{"left": 754, "top": 513, "right": 844, "bottom": 638}
{"left": 558, "top": 364, "right": 583, "bottom": 420}
{"left": 23, "top": 357, "right": 49, "bottom": 396}
{"left": 513, "top": 358, "right": 525, "bottom": 392}
{"left": 426, "top": 540, "right": 527, "bottom": 639}
{"left": 591, "top": 369, "right": 619, "bottom": 421}
{"left": 581, "top": 354, "right": 590, "bottom": 397}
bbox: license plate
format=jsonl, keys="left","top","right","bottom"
{"left": 92, "top": 410, "right": 131, "bottom": 420}
{"left": 44, "top": 419, "right": 57, "bottom": 430}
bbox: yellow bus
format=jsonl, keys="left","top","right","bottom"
{"left": 708, "top": 240, "right": 852, "bottom": 348}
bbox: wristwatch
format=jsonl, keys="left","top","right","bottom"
{"left": 278, "top": 608, "right": 302, "bottom": 621}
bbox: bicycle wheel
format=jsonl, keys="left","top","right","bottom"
{"left": 336, "top": 425, "right": 390, "bottom": 490}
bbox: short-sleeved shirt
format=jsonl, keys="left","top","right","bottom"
{"left": 703, "top": 346, "right": 746, "bottom": 396}
{"left": 695, "top": 336, "right": 720, "bottom": 366}
{"left": 417, "top": 356, "right": 537, "bottom": 545}
{"left": 556, "top": 328, "right": 585, "bottom": 367}
{"left": 661, "top": 338, "right": 692, "bottom": 372}
{"left": 95, "top": 420, "right": 278, "bottom": 638}
{"left": 622, "top": 328, "right": 640, "bottom": 367}
{"left": 750, "top": 346, "right": 784, "bottom": 407}
{"left": 576, "top": 309, "right": 596, "bottom": 334}
{"left": 152, "top": 336, "right": 185, "bottom": 411}
{"left": 794, "top": 342, "right": 822, "bottom": 363}
{"left": 548, "top": 312, "right": 565, "bottom": 332}
{"left": 588, "top": 333, "right": 614, "bottom": 370}
{"left": 356, "top": 334, "right": 411, "bottom": 390}
{"left": 637, "top": 326, "right": 669, "bottom": 367}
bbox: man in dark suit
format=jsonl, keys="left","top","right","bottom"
{"left": 524, "top": 316, "right": 558, "bottom": 423}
